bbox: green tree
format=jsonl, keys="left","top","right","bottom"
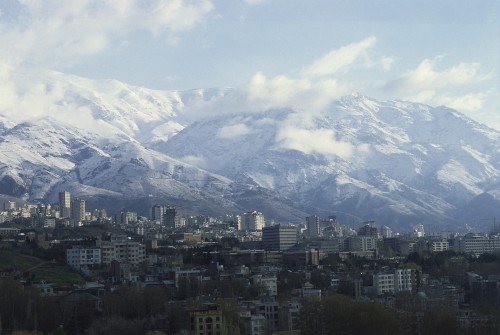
{"left": 299, "top": 294, "right": 401, "bottom": 335}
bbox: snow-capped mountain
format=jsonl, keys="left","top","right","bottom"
{"left": 0, "top": 71, "right": 306, "bottom": 220}
{"left": 161, "top": 94, "right": 500, "bottom": 231}
{"left": 0, "top": 71, "right": 499, "bottom": 230}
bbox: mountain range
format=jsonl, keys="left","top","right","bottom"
{"left": 1, "top": 71, "right": 499, "bottom": 231}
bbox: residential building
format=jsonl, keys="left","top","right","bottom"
{"left": 431, "top": 240, "right": 449, "bottom": 252}
{"left": 394, "top": 268, "right": 414, "bottom": 293}
{"left": 44, "top": 217, "right": 56, "bottom": 228}
{"left": 252, "top": 274, "right": 278, "bottom": 297}
{"left": 373, "top": 272, "right": 395, "bottom": 295}
{"left": 358, "top": 221, "right": 379, "bottom": 238}
{"left": 71, "top": 198, "right": 85, "bottom": 222}
{"left": 241, "top": 314, "right": 266, "bottom": 335}
{"left": 164, "top": 206, "right": 181, "bottom": 228}
{"left": 346, "top": 236, "right": 377, "bottom": 252}
{"left": 150, "top": 204, "right": 166, "bottom": 224}
{"left": 242, "top": 211, "right": 265, "bottom": 231}
{"left": 66, "top": 246, "right": 101, "bottom": 268}
{"left": 59, "top": 191, "right": 71, "bottom": 219}
{"left": 380, "top": 226, "right": 393, "bottom": 238}
{"left": 116, "top": 211, "right": 137, "bottom": 225}
{"left": 97, "top": 235, "right": 146, "bottom": 266}
{"left": 189, "top": 304, "right": 223, "bottom": 335}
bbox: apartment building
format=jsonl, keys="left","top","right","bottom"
{"left": 66, "top": 246, "right": 102, "bottom": 268}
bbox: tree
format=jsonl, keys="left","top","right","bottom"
{"left": 299, "top": 294, "right": 401, "bottom": 335}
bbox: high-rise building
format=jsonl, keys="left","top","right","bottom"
{"left": 358, "top": 221, "right": 379, "bottom": 238}
{"left": 306, "top": 215, "right": 321, "bottom": 237}
{"left": 163, "top": 206, "right": 181, "bottom": 228}
{"left": 150, "top": 205, "right": 166, "bottom": 224}
{"left": 3, "top": 201, "right": 16, "bottom": 211}
{"left": 380, "top": 226, "right": 393, "bottom": 238}
{"left": 242, "top": 211, "right": 265, "bottom": 231}
{"left": 59, "top": 191, "right": 71, "bottom": 218}
{"left": 71, "top": 198, "right": 85, "bottom": 222}
{"left": 115, "top": 211, "right": 138, "bottom": 225}
{"left": 262, "top": 224, "right": 297, "bottom": 251}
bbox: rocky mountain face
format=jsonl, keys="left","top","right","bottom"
{"left": 0, "top": 72, "right": 499, "bottom": 230}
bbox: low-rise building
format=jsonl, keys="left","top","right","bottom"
{"left": 66, "top": 246, "right": 102, "bottom": 268}
{"left": 373, "top": 272, "right": 395, "bottom": 295}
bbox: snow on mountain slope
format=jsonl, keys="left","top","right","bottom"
{"left": 1, "top": 70, "right": 498, "bottom": 228}
{"left": 0, "top": 118, "right": 232, "bottom": 204}
{"left": 161, "top": 94, "right": 500, "bottom": 228}
{"left": 0, "top": 71, "right": 307, "bottom": 220}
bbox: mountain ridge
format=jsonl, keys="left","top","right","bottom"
{"left": 0, "top": 72, "right": 498, "bottom": 230}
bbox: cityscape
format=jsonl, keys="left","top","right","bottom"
{"left": 1, "top": 191, "right": 500, "bottom": 334}
{"left": 0, "top": 1, "right": 498, "bottom": 335}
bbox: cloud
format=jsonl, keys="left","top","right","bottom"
{"left": 178, "top": 155, "right": 207, "bottom": 168}
{"left": 181, "top": 36, "right": 393, "bottom": 118}
{"left": 276, "top": 125, "right": 354, "bottom": 158}
{"left": 385, "top": 57, "right": 492, "bottom": 93}
{"left": 244, "top": 0, "right": 267, "bottom": 5}
{"left": 0, "top": 0, "right": 214, "bottom": 69}
{"left": 272, "top": 112, "right": 353, "bottom": 158}
{"left": 217, "top": 123, "right": 253, "bottom": 139}
{"left": 302, "top": 36, "right": 378, "bottom": 77}
{"left": 241, "top": 36, "right": 396, "bottom": 113}
{"left": 380, "top": 56, "right": 395, "bottom": 71}
{"left": 435, "top": 93, "right": 487, "bottom": 113}
{"left": 382, "top": 56, "right": 493, "bottom": 114}
{"left": 245, "top": 72, "right": 349, "bottom": 112}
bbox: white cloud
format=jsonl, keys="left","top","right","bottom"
{"left": 380, "top": 56, "right": 395, "bottom": 71}
{"left": 178, "top": 155, "right": 207, "bottom": 167}
{"left": 217, "top": 123, "right": 253, "bottom": 139}
{"left": 245, "top": 72, "right": 348, "bottom": 111}
{"left": 276, "top": 125, "right": 354, "bottom": 158}
{"left": 302, "top": 36, "right": 377, "bottom": 77}
{"left": 272, "top": 112, "right": 353, "bottom": 158}
{"left": 407, "top": 89, "right": 488, "bottom": 113}
{"left": 434, "top": 93, "right": 487, "bottom": 112}
{"left": 381, "top": 56, "right": 494, "bottom": 119}
{"left": 181, "top": 37, "right": 393, "bottom": 118}
{"left": 386, "top": 57, "right": 492, "bottom": 93}
{"left": 0, "top": 0, "right": 214, "bottom": 69}
{"left": 244, "top": 0, "right": 267, "bottom": 5}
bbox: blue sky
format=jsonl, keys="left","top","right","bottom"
{"left": 0, "top": 0, "right": 498, "bottom": 128}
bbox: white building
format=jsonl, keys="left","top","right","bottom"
{"left": 394, "top": 269, "right": 414, "bottom": 293}
{"left": 457, "top": 233, "right": 500, "bottom": 255}
{"left": 412, "top": 224, "right": 425, "bottom": 238}
{"left": 373, "top": 273, "right": 395, "bottom": 295}
{"left": 97, "top": 235, "right": 146, "bottom": 266}
{"left": 66, "top": 246, "right": 101, "bottom": 268}
{"left": 381, "top": 226, "right": 393, "bottom": 238}
{"left": 44, "top": 217, "right": 56, "bottom": 228}
{"left": 346, "top": 236, "right": 377, "bottom": 252}
{"left": 59, "top": 191, "right": 71, "bottom": 219}
{"left": 252, "top": 274, "right": 278, "bottom": 297}
{"left": 242, "top": 211, "right": 265, "bottom": 231}
{"left": 431, "top": 240, "right": 449, "bottom": 252}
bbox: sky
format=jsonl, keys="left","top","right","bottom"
{"left": 0, "top": 0, "right": 499, "bottom": 129}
